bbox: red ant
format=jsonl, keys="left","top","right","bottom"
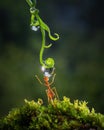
{"left": 35, "top": 67, "right": 59, "bottom": 103}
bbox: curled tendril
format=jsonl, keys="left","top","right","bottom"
{"left": 26, "top": 0, "right": 59, "bottom": 69}
{"left": 36, "top": 15, "right": 59, "bottom": 41}
{"left": 45, "top": 58, "right": 55, "bottom": 68}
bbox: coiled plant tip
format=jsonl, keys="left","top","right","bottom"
{"left": 45, "top": 58, "right": 55, "bottom": 68}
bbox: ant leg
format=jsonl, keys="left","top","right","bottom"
{"left": 50, "top": 73, "right": 56, "bottom": 85}
{"left": 46, "top": 89, "right": 50, "bottom": 102}
{"left": 52, "top": 87, "right": 59, "bottom": 100}
{"left": 46, "top": 89, "right": 55, "bottom": 103}
{"left": 35, "top": 75, "right": 43, "bottom": 85}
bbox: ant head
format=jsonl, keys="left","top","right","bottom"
{"left": 41, "top": 66, "right": 55, "bottom": 78}
{"left": 43, "top": 76, "right": 49, "bottom": 82}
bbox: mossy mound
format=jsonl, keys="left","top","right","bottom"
{"left": 0, "top": 97, "right": 104, "bottom": 130}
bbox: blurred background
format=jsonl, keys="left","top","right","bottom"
{"left": 0, "top": 0, "right": 104, "bottom": 117}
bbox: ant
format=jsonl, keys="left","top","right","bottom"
{"left": 35, "top": 66, "right": 59, "bottom": 103}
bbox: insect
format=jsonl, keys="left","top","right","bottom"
{"left": 35, "top": 67, "right": 59, "bottom": 103}
{"left": 26, "top": 0, "right": 59, "bottom": 103}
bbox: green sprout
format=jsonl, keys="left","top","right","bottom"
{"left": 26, "top": 0, "right": 59, "bottom": 69}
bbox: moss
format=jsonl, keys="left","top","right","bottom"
{"left": 0, "top": 97, "right": 104, "bottom": 130}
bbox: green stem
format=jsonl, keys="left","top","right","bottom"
{"left": 39, "top": 27, "right": 45, "bottom": 67}
{"left": 36, "top": 14, "right": 53, "bottom": 68}
{"left": 27, "top": 2, "right": 59, "bottom": 69}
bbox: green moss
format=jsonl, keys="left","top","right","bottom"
{"left": 0, "top": 97, "right": 104, "bottom": 130}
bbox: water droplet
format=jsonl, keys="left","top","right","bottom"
{"left": 44, "top": 72, "right": 51, "bottom": 77}
{"left": 41, "top": 66, "right": 45, "bottom": 72}
{"left": 31, "top": 26, "right": 39, "bottom": 31}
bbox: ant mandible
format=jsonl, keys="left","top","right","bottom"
{"left": 35, "top": 66, "right": 59, "bottom": 103}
